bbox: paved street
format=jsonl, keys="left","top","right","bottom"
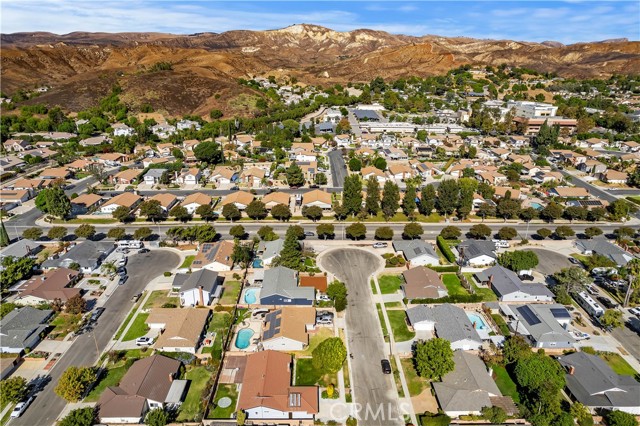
{"left": 612, "top": 323, "right": 640, "bottom": 362}
{"left": 319, "top": 249, "right": 403, "bottom": 426}
{"left": 529, "top": 248, "right": 575, "bottom": 276}
{"left": 12, "top": 250, "right": 179, "bottom": 426}
{"left": 328, "top": 150, "right": 347, "bottom": 189}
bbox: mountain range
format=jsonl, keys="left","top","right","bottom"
{"left": 2, "top": 24, "right": 639, "bottom": 116}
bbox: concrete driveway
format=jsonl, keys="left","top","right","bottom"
{"left": 319, "top": 248, "right": 403, "bottom": 426}
{"left": 528, "top": 248, "right": 575, "bottom": 276}
{"left": 12, "top": 249, "right": 180, "bottom": 426}
{"left": 328, "top": 150, "right": 347, "bottom": 189}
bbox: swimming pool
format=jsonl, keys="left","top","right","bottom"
{"left": 235, "top": 328, "right": 254, "bottom": 349}
{"left": 252, "top": 259, "right": 263, "bottom": 268}
{"left": 467, "top": 312, "right": 489, "bottom": 330}
{"left": 530, "top": 202, "right": 543, "bottom": 210}
{"left": 244, "top": 288, "right": 258, "bottom": 304}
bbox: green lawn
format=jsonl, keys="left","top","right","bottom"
{"left": 208, "top": 384, "right": 238, "bottom": 419}
{"left": 378, "top": 275, "right": 403, "bottom": 294}
{"left": 492, "top": 314, "right": 511, "bottom": 336}
{"left": 391, "top": 357, "right": 405, "bottom": 398}
{"left": 122, "top": 313, "right": 150, "bottom": 341}
{"left": 143, "top": 290, "right": 179, "bottom": 309}
{"left": 377, "top": 305, "right": 389, "bottom": 339}
{"left": 400, "top": 358, "right": 426, "bottom": 397}
{"left": 177, "top": 366, "right": 213, "bottom": 421}
{"left": 294, "top": 328, "right": 334, "bottom": 357}
{"left": 219, "top": 281, "right": 241, "bottom": 305}
{"left": 464, "top": 273, "right": 498, "bottom": 301}
{"left": 385, "top": 302, "right": 402, "bottom": 308}
{"left": 203, "top": 312, "right": 232, "bottom": 360}
{"left": 491, "top": 365, "right": 520, "bottom": 403}
{"left": 295, "top": 358, "right": 337, "bottom": 387}
{"left": 598, "top": 352, "right": 638, "bottom": 377}
{"left": 370, "top": 279, "right": 378, "bottom": 294}
{"left": 387, "top": 310, "right": 415, "bottom": 342}
{"left": 85, "top": 365, "right": 128, "bottom": 402}
{"left": 180, "top": 255, "right": 195, "bottom": 269}
{"left": 442, "top": 274, "right": 469, "bottom": 297}
{"left": 50, "top": 313, "right": 82, "bottom": 338}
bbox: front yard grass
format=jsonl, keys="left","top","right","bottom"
{"left": 464, "top": 273, "right": 498, "bottom": 301}
{"left": 387, "top": 310, "right": 415, "bottom": 342}
{"left": 219, "top": 281, "right": 241, "bottom": 305}
{"left": 294, "top": 328, "right": 334, "bottom": 357}
{"left": 177, "top": 366, "right": 213, "bottom": 421}
{"left": 50, "top": 313, "right": 82, "bottom": 339}
{"left": 400, "top": 357, "right": 426, "bottom": 397}
{"left": 491, "top": 364, "right": 520, "bottom": 403}
{"left": 85, "top": 364, "right": 128, "bottom": 402}
{"left": 208, "top": 384, "right": 238, "bottom": 419}
{"left": 295, "top": 358, "right": 337, "bottom": 387}
{"left": 122, "top": 313, "right": 150, "bottom": 341}
{"left": 598, "top": 352, "right": 638, "bottom": 377}
{"left": 180, "top": 255, "right": 195, "bottom": 269}
{"left": 442, "top": 274, "right": 469, "bottom": 297}
{"left": 491, "top": 314, "right": 511, "bottom": 336}
{"left": 378, "top": 275, "right": 403, "bottom": 294}
{"left": 143, "top": 290, "right": 179, "bottom": 309}
{"left": 377, "top": 305, "right": 389, "bottom": 339}
{"left": 370, "top": 279, "right": 377, "bottom": 294}
{"left": 391, "top": 357, "right": 405, "bottom": 398}
{"left": 385, "top": 302, "right": 402, "bottom": 308}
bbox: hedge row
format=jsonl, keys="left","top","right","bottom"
{"left": 427, "top": 265, "right": 460, "bottom": 273}
{"left": 411, "top": 293, "right": 483, "bottom": 304}
{"left": 436, "top": 236, "right": 457, "bottom": 263}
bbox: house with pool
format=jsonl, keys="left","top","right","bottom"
{"left": 406, "top": 304, "right": 484, "bottom": 350}
{"left": 260, "top": 266, "right": 315, "bottom": 306}
{"left": 261, "top": 307, "right": 316, "bottom": 351}
{"left": 256, "top": 239, "right": 285, "bottom": 266}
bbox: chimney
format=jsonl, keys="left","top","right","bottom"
{"left": 568, "top": 365, "right": 575, "bottom": 375}
{"left": 169, "top": 373, "right": 174, "bottom": 382}
{"left": 67, "top": 274, "right": 72, "bottom": 281}
{"left": 488, "top": 275, "right": 493, "bottom": 288}
{"left": 199, "top": 286, "right": 204, "bottom": 306}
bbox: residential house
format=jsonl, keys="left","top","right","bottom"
{"left": 183, "top": 139, "right": 200, "bottom": 152}
{"left": 476, "top": 265, "right": 554, "bottom": 302}
{"left": 505, "top": 304, "right": 575, "bottom": 349}
{"left": 0, "top": 239, "right": 43, "bottom": 264}
{"left": 96, "top": 153, "right": 128, "bottom": 167}
{"left": 146, "top": 308, "right": 210, "bottom": 353}
{"left": 180, "top": 192, "right": 212, "bottom": 215}
{"left": 176, "top": 119, "right": 201, "bottom": 131}
{"left": 112, "top": 123, "right": 135, "bottom": 137}
{"left": 620, "top": 141, "right": 640, "bottom": 153}
{"left": 393, "top": 240, "right": 439, "bottom": 267}
{"left": 241, "top": 167, "right": 267, "bottom": 188}
{"left": 100, "top": 192, "right": 142, "bottom": 214}
{"left": 16, "top": 268, "right": 81, "bottom": 305}
{"left": 42, "top": 241, "right": 114, "bottom": 273}
{"left": 257, "top": 239, "right": 285, "bottom": 266}
{"left": 9, "top": 179, "right": 47, "bottom": 195}
{"left": 0, "top": 307, "right": 53, "bottom": 354}
{"left": 334, "top": 134, "right": 351, "bottom": 146}
{"left": 575, "top": 240, "right": 634, "bottom": 267}
{"left": 220, "top": 191, "right": 255, "bottom": 210}
{"left": 143, "top": 157, "right": 169, "bottom": 168}
{"left": 493, "top": 187, "right": 522, "bottom": 200}
{"left": 156, "top": 143, "right": 174, "bottom": 157}
{"left": 361, "top": 166, "right": 388, "bottom": 183}
{"left": 142, "top": 169, "right": 168, "bottom": 186}
{"left": 111, "top": 169, "right": 141, "bottom": 185}
{"left": 601, "top": 170, "right": 628, "bottom": 184}
{"left": 402, "top": 266, "right": 448, "bottom": 300}
{"left": 210, "top": 167, "right": 238, "bottom": 185}
{"left": 388, "top": 164, "right": 413, "bottom": 180}
{"left": 149, "top": 193, "right": 178, "bottom": 212}
{"left": 433, "top": 351, "right": 510, "bottom": 418}
{"left": 0, "top": 190, "right": 31, "bottom": 205}
{"left": 457, "top": 240, "right": 497, "bottom": 266}
{"left": 406, "top": 304, "right": 483, "bottom": 350}
{"left": 577, "top": 160, "right": 607, "bottom": 175}
{"left": 80, "top": 135, "right": 110, "bottom": 147}
{"left": 299, "top": 275, "right": 328, "bottom": 293}
{"left": 98, "top": 355, "right": 187, "bottom": 424}
{"left": 175, "top": 168, "right": 201, "bottom": 185}
{"left": 3, "top": 139, "right": 31, "bottom": 152}
{"left": 557, "top": 352, "right": 640, "bottom": 415}
{"left": 261, "top": 307, "right": 316, "bottom": 351}
{"left": 383, "top": 147, "right": 409, "bottom": 161}
{"left": 549, "top": 186, "right": 590, "bottom": 198}
{"left": 39, "top": 167, "right": 70, "bottom": 180}
{"left": 477, "top": 171, "right": 507, "bottom": 186}
{"left": 150, "top": 123, "right": 177, "bottom": 139}
{"left": 173, "top": 269, "right": 222, "bottom": 306}
{"left": 71, "top": 193, "right": 103, "bottom": 214}
{"left": 301, "top": 190, "right": 332, "bottom": 210}
{"left": 260, "top": 266, "right": 315, "bottom": 306}
{"left": 237, "top": 350, "right": 319, "bottom": 420}
{"left": 191, "top": 240, "right": 235, "bottom": 272}
{"left": 261, "top": 192, "right": 290, "bottom": 210}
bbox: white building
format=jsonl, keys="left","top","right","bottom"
{"left": 506, "top": 100, "right": 558, "bottom": 118}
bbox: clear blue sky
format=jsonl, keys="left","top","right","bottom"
{"left": 2, "top": 1, "right": 638, "bottom": 44}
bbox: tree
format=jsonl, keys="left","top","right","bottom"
{"left": 614, "top": 226, "right": 635, "bottom": 241}
{"left": 343, "top": 175, "right": 363, "bottom": 216}
{"left": 317, "top": 223, "right": 335, "bottom": 240}
{"left": 75, "top": 224, "right": 96, "bottom": 240}
{"left": 503, "top": 335, "right": 533, "bottom": 364}
{"left": 0, "top": 376, "right": 27, "bottom": 405}
{"left": 107, "top": 228, "right": 126, "bottom": 240}
{"left": 374, "top": 226, "right": 394, "bottom": 240}
{"left": 0, "top": 222, "right": 8, "bottom": 247}
{"left": 271, "top": 203, "right": 292, "bottom": 221}
{"left": 245, "top": 200, "right": 267, "bottom": 220}
{"left": 229, "top": 225, "right": 246, "bottom": 239}
{"left": 348, "top": 157, "right": 362, "bottom": 172}
{"left": 414, "top": 338, "right": 455, "bottom": 380}
{"left": 196, "top": 204, "right": 217, "bottom": 222}
{"left": 1, "top": 257, "right": 35, "bottom": 291}
{"left": 273, "top": 227, "right": 302, "bottom": 269}
{"left": 65, "top": 293, "right": 87, "bottom": 315}
{"left": 381, "top": 181, "right": 400, "bottom": 220}
{"left": 193, "top": 141, "right": 223, "bottom": 165}
{"left": 419, "top": 184, "right": 436, "bottom": 216}
{"left": 570, "top": 402, "right": 593, "bottom": 426}
{"left": 257, "top": 226, "right": 278, "bottom": 241}
{"left": 402, "top": 185, "right": 417, "bottom": 218}
{"left": 498, "top": 251, "right": 539, "bottom": 272}
{"left": 314, "top": 173, "right": 328, "bottom": 185}
{"left": 555, "top": 225, "right": 575, "bottom": 239}
{"left": 519, "top": 207, "right": 538, "bottom": 222}
{"left": 0, "top": 302, "right": 16, "bottom": 319}
{"left": 440, "top": 226, "right": 461, "bottom": 240}
{"left": 288, "top": 225, "right": 305, "bottom": 240}
{"left": 553, "top": 267, "right": 592, "bottom": 293}
{"left": 169, "top": 205, "right": 191, "bottom": 222}
{"left": 373, "top": 157, "right": 387, "bottom": 170}
{"left": 497, "top": 197, "right": 521, "bottom": 221}
{"left": 541, "top": 202, "right": 564, "bottom": 222}
{"left": 600, "top": 309, "right": 623, "bottom": 329}
{"left": 139, "top": 200, "right": 165, "bottom": 222}
{"left": 55, "top": 366, "right": 97, "bottom": 402}
{"left": 210, "top": 109, "right": 223, "bottom": 119}
{"left": 588, "top": 207, "right": 607, "bottom": 222}
{"left": 608, "top": 200, "right": 633, "bottom": 221}
{"left": 481, "top": 406, "right": 507, "bottom": 424}
{"left": 303, "top": 206, "right": 323, "bottom": 222}
{"left": 468, "top": 224, "right": 491, "bottom": 239}
{"left": 497, "top": 227, "right": 518, "bottom": 240}
{"left": 312, "top": 337, "right": 347, "bottom": 374}
{"left": 133, "top": 227, "right": 152, "bottom": 241}
{"left": 48, "top": 226, "right": 67, "bottom": 240}
{"left": 112, "top": 205, "right": 132, "bottom": 223}
{"left": 327, "top": 280, "right": 347, "bottom": 301}
{"left": 604, "top": 410, "right": 638, "bottom": 426}
{"left": 145, "top": 408, "right": 169, "bottom": 426}
{"left": 536, "top": 228, "right": 552, "bottom": 239}
{"left": 236, "top": 409, "right": 247, "bottom": 426}
{"left": 333, "top": 203, "right": 347, "bottom": 221}
{"left": 286, "top": 162, "right": 305, "bottom": 187}
{"left": 436, "top": 179, "right": 459, "bottom": 217}
{"left": 59, "top": 407, "right": 97, "bottom": 426}
{"left": 564, "top": 206, "right": 588, "bottom": 222}
{"left": 35, "top": 187, "right": 72, "bottom": 219}
{"left": 584, "top": 226, "right": 603, "bottom": 239}
{"left": 514, "top": 353, "right": 566, "bottom": 423}
{"left": 22, "top": 227, "right": 43, "bottom": 240}
{"left": 222, "top": 204, "right": 241, "bottom": 222}
{"left": 628, "top": 165, "right": 640, "bottom": 188}
{"left": 365, "top": 176, "right": 381, "bottom": 216}
{"left": 403, "top": 223, "right": 423, "bottom": 240}
{"left": 345, "top": 222, "right": 366, "bottom": 240}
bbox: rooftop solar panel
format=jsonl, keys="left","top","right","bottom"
{"left": 517, "top": 305, "right": 541, "bottom": 326}
{"left": 550, "top": 308, "right": 571, "bottom": 318}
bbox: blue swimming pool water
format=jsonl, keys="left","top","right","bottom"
{"left": 252, "top": 259, "right": 263, "bottom": 268}
{"left": 244, "top": 288, "right": 258, "bottom": 304}
{"left": 530, "top": 202, "right": 543, "bottom": 210}
{"left": 467, "top": 312, "right": 489, "bottom": 330}
{"left": 235, "top": 328, "right": 254, "bottom": 349}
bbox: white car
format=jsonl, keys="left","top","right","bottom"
{"left": 10, "top": 396, "right": 34, "bottom": 418}
{"left": 629, "top": 307, "right": 640, "bottom": 317}
{"left": 117, "top": 257, "right": 127, "bottom": 267}
{"left": 135, "top": 337, "right": 153, "bottom": 346}
{"left": 372, "top": 242, "right": 388, "bottom": 248}
{"left": 317, "top": 294, "right": 331, "bottom": 302}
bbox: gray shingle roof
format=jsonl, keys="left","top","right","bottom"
{"left": 483, "top": 265, "right": 554, "bottom": 298}
{"left": 258, "top": 239, "right": 285, "bottom": 260}
{"left": 354, "top": 110, "right": 380, "bottom": 120}
{"left": 576, "top": 240, "right": 634, "bottom": 266}
{"left": 406, "top": 304, "right": 482, "bottom": 345}
{"left": 0, "top": 239, "right": 41, "bottom": 260}
{"left": 0, "top": 307, "right": 52, "bottom": 350}
{"left": 393, "top": 240, "right": 438, "bottom": 261}
{"left": 177, "top": 269, "right": 220, "bottom": 293}
{"left": 143, "top": 168, "right": 167, "bottom": 179}
{"left": 260, "top": 266, "right": 314, "bottom": 301}
{"left": 42, "top": 241, "right": 113, "bottom": 269}
{"left": 457, "top": 240, "right": 496, "bottom": 261}
{"left": 510, "top": 304, "right": 575, "bottom": 345}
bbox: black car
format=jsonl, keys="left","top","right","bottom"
{"left": 597, "top": 296, "right": 617, "bottom": 309}
{"left": 309, "top": 184, "right": 319, "bottom": 188}
{"left": 117, "top": 267, "right": 127, "bottom": 276}
{"left": 519, "top": 274, "right": 534, "bottom": 281}
{"left": 91, "top": 307, "right": 105, "bottom": 322}
{"left": 138, "top": 248, "right": 150, "bottom": 254}
{"left": 381, "top": 359, "right": 392, "bottom": 374}
{"left": 118, "top": 275, "right": 128, "bottom": 285}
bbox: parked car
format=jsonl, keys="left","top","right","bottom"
{"left": 117, "top": 257, "right": 127, "bottom": 267}
{"left": 304, "top": 232, "right": 315, "bottom": 237}
{"left": 230, "top": 185, "right": 239, "bottom": 190}
{"left": 519, "top": 274, "right": 534, "bottom": 281}
{"left": 309, "top": 184, "right": 319, "bottom": 189}
{"left": 628, "top": 307, "right": 640, "bottom": 317}
{"left": 316, "top": 294, "right": 331, "bottom": 302}
{"left": 118, "top": 275, "right": 128, "bottom": 285}
{"left": 10, "top": 396, "right": 34, "bottom": 418}
{"left": 316, "top": 311, "right": 334, "bottom": 321}
{"left": 90, "top": 307, "right": 105, "bottom": 323}
{"left": 138, "top": 248, "right": 150, "bottom": 254}
{"left": 135, "top": 337, "right": 153, "bottom": 346}
{"left": 117, "top": 267, "right": 127, "bottom": 277}
{"left": 372, "top": 242, "right": 388, "bottom": 248}
{"left": 568, "top": 257, "right": 580, "bottom": 265}
{"left": 317, "top": 317, "right": 333, "bottom": 325}
{"left": 381, "top": 359, "right": 392, "bottom": 374}
{"left": 597, "top": 296, "right": 618, "bottom": 309}
{"left": 131, "top": 293, "right": 142, "bottom": 303}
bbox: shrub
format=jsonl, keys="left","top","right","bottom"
{"left": 436, "top": 236, "right": 456, "bottom": 263}
{"left": 427, "top": 265, "right": 460, "bottom": 273}
{"left": 163, "top": 272, "right": 172, "bottom": 277}
{"left": 411, "top": 294, "right": 483, "bottom": 304}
